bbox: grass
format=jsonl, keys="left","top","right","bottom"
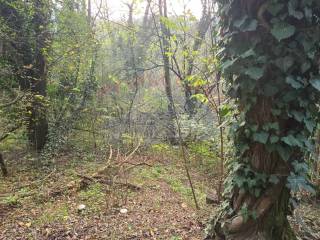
{"left": 1, "top": 194, "right": 20, "bottom": 206}
{"left": 77, "top": 183, "right": 106, "bottom": 213}
{"left": 170, "top": 236, "right": 183, "bottom": 240}
{"left": 36, "top": 202, "right": 70, "bottom": 226}
{"left": 134, "top": 163, "right": 207, "bottom": 208}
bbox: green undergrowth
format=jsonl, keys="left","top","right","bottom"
{"left": 36, "top": 202, "right": 70, "bottom": 226}
{"left": 133, "top": 163, "right": 207, "bottom": 208}
{"left": 77, "top": 183, "right": 107, "bottom": 213}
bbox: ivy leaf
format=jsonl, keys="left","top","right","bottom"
{"left": 253, "top": 131, "right": 269, "bottom": 144}
{"left": 288, "top": 0, "right": 304, "bottom": 19}
{"left": 271, "top": 109, "right": 281, "bottom": 116}
{"left": 287, "top": 174, "right": 315, "bottom": 194}
{"left": 275, "top": 56, "right": 294, "bottom": 72}
{"left": 221, "top": 58, "right": 237, "bottom": 71}
{"left": 240, "top": 49, "right": 255, "bottom": 59}
{"left": 254, "top": 188, "right": 261, "bottom": 198}
{"left": 234, "top": 16, "right": 258, "bottom": 32}
{"left": 245, "top": 67, "right": 264, "bottom": 80}
{"left": 301, "top": 61, "right": 311, "bottom": 73}
{"left": 286, "top": 76, "right": 303, "bottom": 89}
{"left": 292, "top": 161, "right": 308, "bottom": 175}
{"left": 270, "top": 135, "right": 279, "bottom": 144}
{"left": 271, "top": 22, "right": 296, "bottom": 41}
{"left": 290, "top": 110, "right": 304, "bottom": 122}
{"left": 276, "top": 145, "right": 291, "bottom": 161}
{"left": 303, "top": 139, "right": 314, "bottom": 151}
{"left": 242, "top": 19, "right": 258, "bottom": 32}
{"left": 269, "top": 175, "right": 280, "bottom": 184}
{"left": 310, "top": 76, "right": 320, "bottom": 91}
{"left": 233, "top": 15, "right": 247, "bottom": 28}
{"left": 304, "top": 119, "right": 315, "bottom": 133}
{"left": 304, "top": 7, "right": 312, "bottom": 20}
{"left": 239, "top": 143, "right": 250, "bottom": 155}
{"left": 281, "top": 135, "right": 302, "bottom": 147}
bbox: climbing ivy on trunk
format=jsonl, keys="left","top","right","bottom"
{"left": 206, "top": 0, "right": 320, "bottom": 239}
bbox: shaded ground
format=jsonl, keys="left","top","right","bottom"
{"left": 0, "top": 151, "right": 214, "bottom": 240}
{"left": 0, "top": 151, "right": 319, "bottom": 240}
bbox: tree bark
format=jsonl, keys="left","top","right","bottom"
{"left": 0, "top": 153, "right": 8, "bottom": 177}
{"left": 159, "top": 0, "right": 176, "bottom": 144}
{"left": 27, "top": 0, "right": 49, "bottom": 151}
{"left": 207, "top": 98, "right": 297, "bottom": 240}
{"left": 206, "top": 0, "right": 305, "bottom": 239}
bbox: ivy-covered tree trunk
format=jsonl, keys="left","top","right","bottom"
{"left": 206, "top": 0, "right": 320, "bottom": 239}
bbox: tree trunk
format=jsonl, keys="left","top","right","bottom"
{"left": 87, "top": 0, "right": 91, "bottom": 26}
{"left": 207, "top": 98, "right": 297, "bottom": 240}
{"left": 159, "top": 0, "right": 176, "bottom": 144}
{"left": 27, "top": 0, "right": 49, "bottom": 151}
{"left": 205, "top": 0, "right": 320, "bottom": 238}
{"left": 0, "top": 153, "right": 8, "bottom": 177}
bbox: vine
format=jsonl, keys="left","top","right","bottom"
{"left": 207, "top": 0, "right": 320, "bottom": 239}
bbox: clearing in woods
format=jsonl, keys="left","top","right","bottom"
{"left": 0, "top": 149, "right": 214, "bottom": 240}
{"left": 0, "top": 149, "right": 319, "bottom": 240}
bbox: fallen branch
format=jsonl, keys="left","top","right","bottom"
{"left": 76, "top": 172, "right": 141, "bottom": 191}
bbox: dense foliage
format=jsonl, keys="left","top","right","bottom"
{"left": 206, "top": 0, "right": 320, "bottom": 239}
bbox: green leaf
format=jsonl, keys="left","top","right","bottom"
{"left": 240, "top": 49, "right": 255, "bottom": 59}
{"left": 271, "top": 22, "right": 296, "bottom": 41}
{"left": 310, "top": 76, "right": 320, "bottom": 91}
{"left": 281, "top": 135, "right": 302, "bottom": 147}
{"left": 290, "top": 110, "right": 304, "bottom": 122}
{"left": 254, "top": 188, "right": 261, "bottom": 198}
{"left": 221, "top": 58, "right": 237, "bottom": 71}
{"left": 234, "top": 16, "right": 258, "bottom": 32}
{"left": 276, "top": 145, "right": 291, "bottom": 161}
{"left": 275, "top": 56, "right": 294, "bottom": 72}
{"left": 287, "top": 174, "right": 315, "bottom": 194}
{"left": 301, "top": 62, "right": 311, "bottom": 73}
{"left": 242, "top": 19, "right": 258, "bottom": 32}
{"left": 191, "top": 93, "right": 208, "bottom": 103}
{"left": 253, "top": 131, "right": 269, "bottom": 144}
{"left": 269, "top": 175, "right": 280, "bottom": 184}
{"left": 304, "top": 119, "right": 315, "bottom": 133}
{"left": 292, "top": 161, "right": 308, "bottom": 175}
{"left": 286, "top": 76, "right": 303, "bottom": 89}
{"left": 219, "top": 104, "right": 233, "bottom": 117}
{"left": 271, "top": 109, "right": 281, "bottom": 116}
{"left": 245, "top": 67, "right": 264, "bottom": 80}
{"left": 270, "top": 135, "right": 279, "bottom": 144}
{"left": 288, "top": 0, "right": 304, "bottom": 19}
{"left": 233, "top": 15, "right": 247, "bottom": 28}
{"left": 263, "top": 122, "right": 279, "bottom": 131}
{"left": 239, "top": 143, "right": 250, "bottom": 155}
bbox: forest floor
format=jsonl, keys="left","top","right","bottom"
{"left": 0, "top": 149, "right": 320, "bottom": 240}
